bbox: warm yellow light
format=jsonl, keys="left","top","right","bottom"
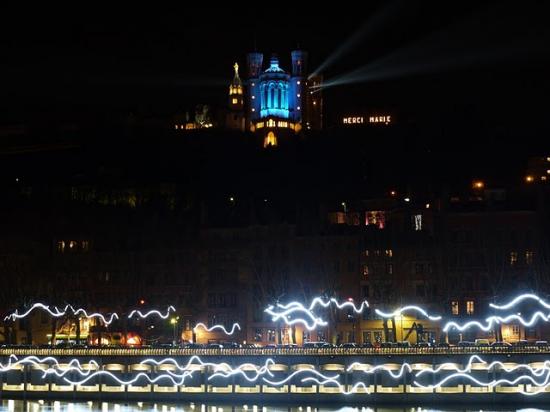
{"left": 425, "top": 203, "right": 430, "bottom": 209}
{"left": 526, "top": 175, "right": 534, "bottom": 183}
{"left": 390, "top": 190, "right": 397, "bottom": 196}
{"left": 542, "top": 176, "right": 547, "bottom": 181}
{"left": 170, "top": 318, "right": 177, "bottom": 325}
{"left": 472, "top": 180, "right": 484, "bottom": 190}
{"left": 264, "top": 131, "right": 278, "bottom": 148}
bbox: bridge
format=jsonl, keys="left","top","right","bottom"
{"left": 1, "top": 347, "right": 550, "bottom": 404}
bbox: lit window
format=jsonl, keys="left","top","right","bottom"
{"left": 512, "top": 325, "right": 520, "bottom": 335}
{"left": 56, "top": 241, "right": 65, "bottom": 253}
{"left": 364, "top": 250, "right": 369, "bottom": 257}
{"left": 526, "top": 250, "right": 534, "bottom": 265}
{"left": 267, "top": 329, "right": 276, "bottom": 342}
{"left": 510, "top": 251, "right": 518, "bottom": 266}
{"left": 413, "top": 214, "right": 422, "bottom": 231}
{"left": 385, "top": 249, "right": 393, "bottom": 258}
{"left": 363, "top": 265, "right": 369, "bottom": 277}
{"left": 313, "top": 101, "right": 317, "bottom": 105}
{"left": 232, "top": 98, "right": 238, "bottom": 104}
{"left": 466, "top": 300, "right": 474, "bottom": 315}
{"left": 451, "top": 301, "right": 459, "bottom": 315}
{"left": 69, "top": 240, "right": 77, "bottom": 249}
{"left": 175, "top": 125, "right": 179, "bottom": 130}
{"left": 254, "top": 329, "right": 262, "bottom": 342}
{"left": 365, "top": 211, "right": 385, "bottom": 229}
{"left": 526, "top": 175, "right": 534, "bottom": 183}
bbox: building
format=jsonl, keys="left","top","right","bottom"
{"left": 234, "top": 50, "right": 322, "bottom": 147}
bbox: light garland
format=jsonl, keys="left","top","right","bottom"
{"left": 128, "top": 306, "right": 176, "bottom": 320}
{"left": 193, "top": 322, "right": 241, "bottom": 335}
{"left": 490, "top": 294, "right": 550, "bottom": 311}
{"left": 0, "top": 354, "right": 550, "bottom": 396}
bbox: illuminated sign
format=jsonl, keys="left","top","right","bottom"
{"left": 342, "top": 116, "right": 364, "bottom": 124}
{"left": 342, "top": 115, "right": 392, "bottom": 125}
{"left": 369, "top": 115, "right": 391, "bottom": 124}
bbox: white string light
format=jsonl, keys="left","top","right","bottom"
{"left": 193, "top": 322, "right": 241, "bottom": 335}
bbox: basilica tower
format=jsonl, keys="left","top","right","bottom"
{"left": 226, "top": 62, "right": 245, "bottom": 131}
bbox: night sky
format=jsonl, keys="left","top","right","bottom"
{"left": 1, "top": 2, "right": 549, "bottom": 149}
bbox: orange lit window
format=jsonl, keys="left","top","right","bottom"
{"left": 451, "top": 301, "right": 459, "bottom": 315}
{"left": 466, "top": 300, "right": 474, "bottom": 315}
{"left": 510, "top": 251, "right": 518, "bottom": 266}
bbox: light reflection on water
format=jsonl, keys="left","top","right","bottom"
{"left": 0, "top": 401, "right": 548, "bottom": 412}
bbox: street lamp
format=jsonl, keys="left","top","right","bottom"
{"left": 170, "top": 318, "right": 178, "bottom": 346}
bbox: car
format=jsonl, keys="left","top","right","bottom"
{"left": 321, "top": 342, "right": 336, "bottom": 348}
{"left": 535, "top": 340, "right": 549, "bottom": 347}
{"left": 183, "top": 343, "right": 203, "bottom": 349}
{"left": 71, "top": 344, "right": 88, "bottom": 349}
{"left": 513, "top": 340, "right": 529, "bottom": 347}
{"left": 242, "top": 343, "right": 261, "bottom": 349}
{"left": 415, "top": 342, "right": 431, "bottom": 348}
{"left": 458, "top": 341, "right": 474, "bottom": 347}
{"left": 396, "top": 341, "right": 411, "bottom": 348}
{"left": 221, "top": 342, "right": 241, "bottom": 349}
{"left": 277, "top": 343, "right": 298, "bottom": 349}
{"left": 303, "top": 341, "right": 325, "bottom": 348}
{"left": 380, "top": 342, "right": 396, "bottom": 348}
{"left": 340, "top": 342, "right": 357, "bottom": 348}
{"left": 361, "top": 342, "right": 374, "bottom": 348}
{"left": 151, "top": 343, "right": 173, "bottom": 349}
{"left": 206, "top": 343, "right": 223, "bottom": 349}
{"left": 474, "top": 339, "right": 490, "bottom": 346}
{"left": 437, "top": 342, "right": 451, "bottom": 348}
{"left": 264, "top": 343, "right": 278, "bottom": 349}
{"left": 490, "top": 341, "right": 512, "bottom": 348}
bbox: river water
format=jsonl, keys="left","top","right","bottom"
{"left": 0, "top": 401, "right": 547, "bottom": 412}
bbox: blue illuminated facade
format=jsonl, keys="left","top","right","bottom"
{"left": 259, "top": 56, "right": 290, "bottom": 119}
{"left": 238, "top": 49, "right": 322, "bottom": 146}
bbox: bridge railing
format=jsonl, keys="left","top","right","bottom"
{"left": 0, "top": 346, "right": 549, "bottom": 357}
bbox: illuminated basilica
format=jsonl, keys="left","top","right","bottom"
{"left": 227, "top": 50, "right": 323, "bottom": 147}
